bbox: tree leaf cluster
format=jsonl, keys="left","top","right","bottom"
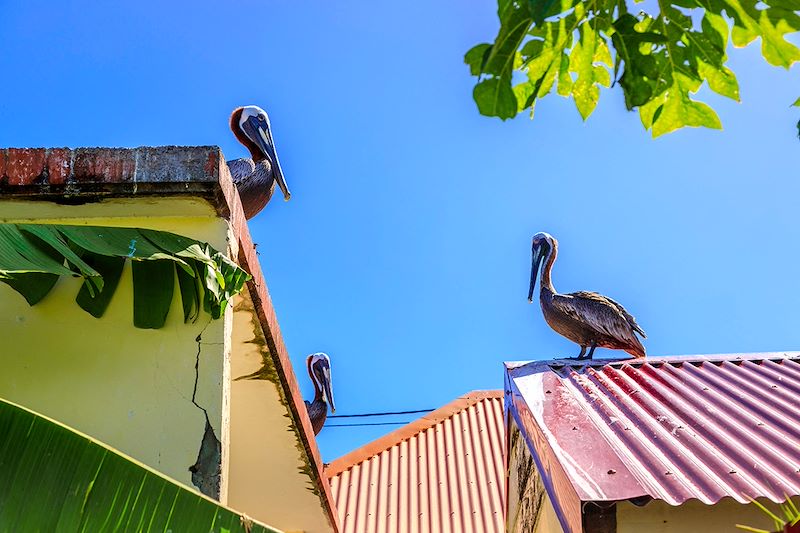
{"left": 0, "top": 224, "right": 250, "bottom": 329}
{"left": 465, "top": 0, "right": 800, "bottom": 136}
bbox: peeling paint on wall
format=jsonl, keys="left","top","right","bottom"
{"left": 188, "top": 327, "right": 223, "bottom": 499}
{"left": 507, "top": 422, "right": 547, "bottom": 533}
{"left": 189, "top": 413, "right": 222, "bottom": 499}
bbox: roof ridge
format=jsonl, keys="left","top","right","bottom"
{"left": 506, "top": 351, "right": 800, "bottom": 374}
{"left": 325, "top": 390, "right": 503, "bottom": 478}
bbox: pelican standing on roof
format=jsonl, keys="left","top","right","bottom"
{"left": 305, "top": 353, "right": 335, "bottom": 435}
{"left": 528, "top": 232, "right": 646, "bottom": 359}
{"left": 228, "top": 105, "right": 291, "bottom": 219}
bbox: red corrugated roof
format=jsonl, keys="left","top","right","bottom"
{"left": 506, "top": 353, "right": 800, "bottom": 518}
{"left": 326, "top": 391, "right": 505, "bottom": 533}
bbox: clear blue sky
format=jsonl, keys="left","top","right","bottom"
{"left": 1, "top": 2, "right": 798, "bottom": 461}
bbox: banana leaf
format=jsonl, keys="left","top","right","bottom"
{"left": 0, "top": 396, "right": 280, "bottom": 533}
{"left": 0, "top": 224, "right": 250, "bottom": 329}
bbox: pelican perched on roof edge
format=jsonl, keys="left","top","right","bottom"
{"left": 305, "top": 353, "right": 335, "bottom": 435}
{"left": 228, "top": 105, "right": 290, "bottom": 219}
{"left": 528, "top": 232, "right": 646, "bottom": 359}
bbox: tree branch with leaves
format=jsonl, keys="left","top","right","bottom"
{"left": 465, "top": 0, "right": 800, "bottom": 137}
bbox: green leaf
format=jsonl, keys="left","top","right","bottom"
{"left": 132, "top": 260, "right": 175, "bottom": 329}
{"left": 19, "top": 225, "right": 102, "bottom": 294}
{"left": 483, "top": 0, "right": 533, "bottom": 77}
{"left": 612, "top": 13, "right": 671, "bottom": 109}
{"left": 650, "top": 73, "right": 723, "bottom": 137}
{"left": 0, "top": 224, "right": 250, "bottom": 329}
{"left": 527, "top": 0, "right": 559, "bottom": 25}
{"left": 728, "top": 0, "right": 800, "bottom": 68}
{"left": 465, "top": 43, "right": 492, "bottom": 75}
{"left": 570, "top": 23, "right": 612, "bottom": 120}
{"left": 0, "top": 225, "right": 74, "bottom": 276}
{"left": 1, "top": 273, "right": 59, "bottom": 305}
{"left": 177, "top": 264, "right": 203, "bottom": 323}
{"left": 75, "top": 253, "right": 126, "bottom": 319}
{"left": 792, "top": 96, "right": 800, "bottom": 107}
{"left": 699, "top": 60, "right": 740, "bottom": 100}
{"left": 557, "top": 52, "right": 573, "bottom": 96}
{"left": 0, "top": 396, "right": 279, "bottom": 532}
{"left": 474, "top": 77, "right": 518, "bottom": 119}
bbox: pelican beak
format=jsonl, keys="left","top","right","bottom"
{"left": 244, "top": 116, "right": 291, "bottom": 201}
{"left": 529, "top": 245, "right": 543, "bottom": 303}
{"left": 322, "top": 366, "right": 335, "bottom": 413}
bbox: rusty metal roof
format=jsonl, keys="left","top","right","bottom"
{"left": 506, "top": 352, "right": 800, "bottom": 522}
{"left": 326, "top": 391, "right": 505, "bottom": 533}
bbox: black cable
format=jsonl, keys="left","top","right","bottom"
{"left": 326, "top": 421, "right": 411, "bottom": 428}
{"left": 328, "top": 408, "right": 434, "bottom": 419}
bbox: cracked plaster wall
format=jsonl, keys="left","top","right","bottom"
{"left": 506, "top": 419, "right": 563, "bottom": 533}
{"left": 0, "top": 198, "right": 230, "bottom": 496}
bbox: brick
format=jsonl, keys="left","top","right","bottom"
{"left": 6, "top": 148, "right": 46, "bottom": 185}
{"left": 72, "top": 148, "right": 136, "bottom": 183}
{"left": 45, "top": 148, "right": 71, "bottom": 185}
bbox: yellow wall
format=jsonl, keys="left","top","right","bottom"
{"left": 0, "top": 197, "right": 337, "bottom": 532}
{"left": 227, "top": 289, "right": 335, "bottom": 533}
{"left": 0, "top": 198, "right": 231, "bottom": 492}
{"left": 618, "top": 497, "right": 800, "bottom": 533}
{"left": 534, "top": 492, "right": 563, "bottom": 533}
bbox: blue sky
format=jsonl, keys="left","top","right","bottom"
{"left": 1, "top": 1, "right": 798, "bottom": 461}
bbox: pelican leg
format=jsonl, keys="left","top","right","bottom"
{"left": 575, "top": 345, "right": 586, "bottom": 359}
{"left": 585, "top": 343, "right": 597, "bottom": 359}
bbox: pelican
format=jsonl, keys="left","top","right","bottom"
{"left": 528, "top": 232, "right": 646, "bottom": 359}
{"left": 227, "top": 105, "right": 290, "bottom": 219}
{"left": 305, "top": 352, "right": 335, "bottom": 435}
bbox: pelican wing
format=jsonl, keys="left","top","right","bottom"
{"left": 572, "top": 291, "right": 647, "bottom": 339}
{"left": 226, "top": 158, "right": 255, "bottom": 185}
{"left": 554, "top": 291, "right": 645, "bottom": 348}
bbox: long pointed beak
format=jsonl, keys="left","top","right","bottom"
{"left": 528, "top": 247, "right": 542, "bottom": 303}
{"left": 322, "top": 368, "right": 335, "bottom": 413}
{"left": 246, "top": 116, "right": 291, "bottom": 201}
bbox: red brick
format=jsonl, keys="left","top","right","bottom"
{"left": 0, "top": 149, "right": 6, "bottom": 180}
{"left": 45, "top": 148, "right": 71, "bottom": 185}
{"left": 6, "top": 148, "right": 46, "bottom": 185}
{"left": 72, "top": 148, "right": 136, "bottom": 183}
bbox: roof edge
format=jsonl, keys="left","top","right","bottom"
{"left": 218, "top": 160, "right": 341, "bottom": 531}
{"left": 325, "top": 390, "right": 503, "bottom": 478}
{"left": 505, "top": 351, "right": 800, "bottom": 375}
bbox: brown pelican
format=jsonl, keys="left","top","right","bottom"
{"left": 305, "top": 352, "right": 335, "bottom": 435}
{"left": 528, "top": 232, "right": 646, "bottom": 359}
{"left": 228, "top": 105, "right": 291, "bottom": 219}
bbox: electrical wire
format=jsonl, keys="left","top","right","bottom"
{"left": 328, "top": 408, "right": 434, "bottom": 419}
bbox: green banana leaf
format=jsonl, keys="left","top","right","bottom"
{"left": 0, "top": 396, "right": 280, "bottom": 533}
{"left": 0, "top": 224, "right": 250, "bottom": 329}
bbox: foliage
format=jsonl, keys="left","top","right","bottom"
{"left": 0, "top": 224, "right": 250, "bottom": 329}
{"left": 465, "top": 0, "right": 800, "bottom": 136}
{"left": 736, "top": 497, "right": 800, "bottom": 532}
{"left": 0, "top": 395, "right": 277, "bottom": 532}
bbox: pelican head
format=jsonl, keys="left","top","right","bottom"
{"left": 230, "top": 105, "right": 291, "bottom": 201}
{"left": 528, "top": 232, "right": 556, "bottom": 302}
{"left": 307, "top": 352, "right": 335, "bottom": 413}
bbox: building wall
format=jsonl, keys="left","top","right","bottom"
{"left": 507, "top": 419, "right": 564, "bottom": 533}
{"left": 227, "top": 288, "right": 336, "bottom": 533}
{"left": 0, "top": 198, "right": 231, "bottom": 495}
{"left": 617, "top": 498, "right": 800, "bottom": 533}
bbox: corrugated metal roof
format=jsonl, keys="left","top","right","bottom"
{"left": 326, "top": 391, "right": 505, "bottom": 533}
{"left": 506, "top": 353, "right": 800, "bottom": 513}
